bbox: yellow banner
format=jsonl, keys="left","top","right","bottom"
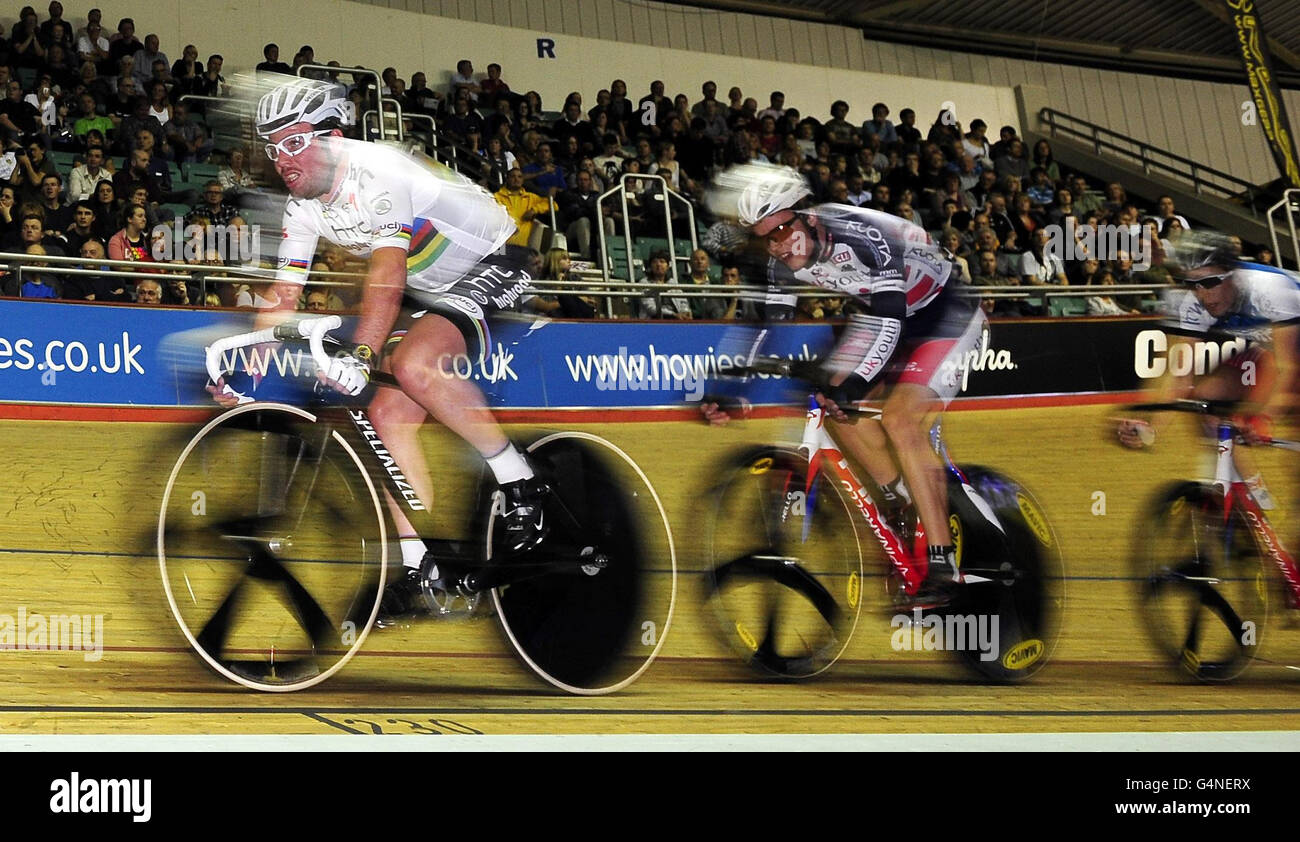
{"left": 1224, "top": 0, "right": 1300, "bottom": 188}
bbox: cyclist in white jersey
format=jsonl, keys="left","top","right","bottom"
{"left": 245, "top": 79, "right": 547, "bottom": 621}
{"left": 1119, "top": 232, "right": 1300, "bottom": 507}
{"left": 706, "top": 165, "right": 987, "bottom": 604}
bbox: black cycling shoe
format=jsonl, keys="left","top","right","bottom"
{"left": 882, "top": 501, "right": 916, "bottom": 545}
{"left": 375, "top": 567, "right": 431, "bottom": 629}
{"left": 495, "top": 476, "right": 551, "bottom": 555}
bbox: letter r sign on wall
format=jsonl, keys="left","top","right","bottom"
{"left": 537, "top": 38, "right": 556, "bottom": 58}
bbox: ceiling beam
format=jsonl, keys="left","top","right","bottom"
{"left": 1191, "top": 0, "right": 1300, "bottom": 72}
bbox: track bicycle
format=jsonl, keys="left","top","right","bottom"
{"left": 702, "top": 360, "right": 1064, "bottom": 682}
{"left": 1129, "top": 398, "right": 1300, "bottom": 681}
{"left": 157, "top": 315, "right": 677, "bottom": 693}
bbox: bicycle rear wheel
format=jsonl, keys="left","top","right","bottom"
{"left": 486, "top": 432, "right": 676, "bottom": 695}
{"left": 158, "top": 403, "right": 387, "bottom": 691}
{"left": 943, "top": 467, "right": 1064, "bottom": 683}
{"left": 703, "top": 447, "right": 864, "bottom": 678}
{"left": 1133, "top": 482, "right": 1268, "bottom": 682}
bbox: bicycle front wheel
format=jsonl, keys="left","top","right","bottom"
{"left": 486, "top": 432, "right": 677, "bottom": 695}
{"left": 158, "top": 403, "right": 388, "bottom": 691}
{"left": 1133, "top": 482, "right": 1269, "bottom": 682}
{"left": 703, "top": 447, "right": 865, "bottom": 678}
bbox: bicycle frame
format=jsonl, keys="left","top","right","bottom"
{"left": 794, "top": 397, "right": 1003, "bottom": 595}
{"left": 1211, "top": 422, "right": 1300, "bottom": 608}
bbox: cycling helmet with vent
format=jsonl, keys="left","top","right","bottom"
{"left": 1167, "top": 230, "right": 1238, "bottom": 276}
{"left": 256, "top": 79, "right": 354, "bottom": 137}
{"left": 736, "top": 164, "right": 812, "bottom": 227}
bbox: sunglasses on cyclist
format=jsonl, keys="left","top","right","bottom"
{"left": 1183, "top": 272, "right": 1229, "bottom": 290}
{"left": 264, "top": 129, "right": 332, "bottom": 162}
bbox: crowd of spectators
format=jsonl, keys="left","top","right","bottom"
{"left": 0, "top": 3, "right": 1273, "bottom": 318}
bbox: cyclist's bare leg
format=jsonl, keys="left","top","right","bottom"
{"left": 831, "top": 417, "right": 903, "bottom": 490}
{"left": 366, "top": 374, "right": 434, "bottom": 541}
{"left": 880, "top": 383, "right": 947, "bottom": 544}
{"left": 1194, "top": 365, "right": 1261, "bottom": 483}
{"left": 386, "top": 312, "right": 510, "bottom": 457}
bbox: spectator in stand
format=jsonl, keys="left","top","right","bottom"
{"left": 36, "top": 172, "right": 69, "bottom": 231}
{"left": 1101, "top": 181, "right": 1127, "bottom": 215}
{"left": 116, "top": 92, "right": 161, "bottom": 154}
{"left": 650, "top": 140, "right": 681, "bottom": 190}
{"left": 0, "top": 79, "right": 40, "bottom": 146}
{"left": 970, "top": 247, "right": 1024, "bottom": 315}
{"left": 191, "top": 54, "right": 227, "bottom": 104}
{"left": 1071, "top": 175, "right": 1102, "bottom": 217}
{"left": 112, "top": 146, "right": 160, "bottom": 206}
{"left": 11, "top": 138, "right": 57, "bottom": 203}
{"left": 17, "top": 245, "right": 59, "bottom": 298}
{"left": 757, "top": 91, "right": 786, "bottom": 123}
{"left": 162, "top": 273, "right": 200, "bottom": 306}
{"left": 824, "top": 100, "right": 857, "bottom": 149}
{"left": 1026, "top": 167, "right": 1056, "bottom": 208}
{"left": 12, "top": 9, "right": 46, "bottom": 69}
{"left": 445, "top": 94, "right": 483, "bottom": 142}
{"left": 699, "top": 218, "right": 748, "bottom": 262}
{"left": 995, "top": 139, "right": 1031, "bottom": 183}
{"left": 164, "top": 101, "right": 210, "bottom": 163}
{"left": 133, "top": 276, "right": 162, "bottom": 304}
{"left": 1046, "top": 187, "right": 1076, "bottom": 226}
{"left": 494, "top": 167, "right": 552, "bottom": 251}
{"left": 132, "top": 34, "right": 167, "bottom": 89}
{"left": 1255, "top": 246, "right": 1276, "bottom": 266}
{"left": 1032, "top": 139, "right": 1060, "bottom": 184}
{"left": 683, "top": 248, "right": 722, "bottom": 319}
{"left": 62, "top": 200, "right": 98, "bottom": 254}
{"left": 690, "top": 80, "right": 720, "bottom": 120}
{"left": 40, "top": 2, "right": 69, "bottom": 46}
{"left": 24, "top": 77, "right": 57, "bottom": 130}
{"left": 521, "top": 141, "right": 566, "bottom": 196}
{"left": 255, "top": 43, "right": 291, "bottom": 75}
{"left": 1022, "top": 229, "right": 1068, "bottom": 286}
{"left": 2, "top": 210, "right": 61, "bottom": 253}
{"left": 60, "top": 233, "right": 116, "bottom": 300}
{"left": 449, "top": 59, "right": 481, "bottom": 103}
{"left": 479, "top": 63, "right": 510, "bottom": 101}
{"left": 887, "top": 150, "right": 924, "bottom": 198}
{"left": 1010, "top": 192, "right": 1044, "bottom": 250}
{"left": 76, "top": 19, "right": 109, "bottom": 71}
{"left": 483, "top": 135, "right": 517, "bottom": 192}
{"left": 44, "top": 41, "right": 78, "bottom": 93}
{"left": 845, "top": 171, "right": 871, "bottom": 206}
{"left": 593, "top": 133, "right": 623, "bottom": 186}
{"left": 108, "top": 17, "right": 141, "bottom": 60}
{"left": 186, "top": 181, "right": 239, "bottom": 227}
{"left": 1155, "top": 194, "right": 1190, "bottom": 231}
{"left": 171, "top": 44, "right": 200, "bottom": 94}
{"left": 860, "top": 102, "right": 896, "bottom": 148}
{"left": 558, "top": 168, "right": 607, "bottom": 260}
{"left": 868, "top": 182, "right": 892, "bottom": 211}
{"left": 892, "top": 107, "right": 919, "bottom": 152}
{"left": 0, "top": 184, "right": 17, "bottom": 239}
{"left": 637, "top": 250, "right": 691, "bottom": 319}
{"left": 107, "top": 201, "right": 154, "bottom": 264}
{"left": 961, "top": 119, "right": 991, "bottom": 166}
{"left": 988, "top": 125, "right": 1018, "bottom": 161}
{"left": 1086, "top": 271, "right": 1139, "bottom": 315}
{"left": 552, "top": 99, "right": 597, "bottom": 154}
{"left": 72, "top": 92, "right": 112, "bottom": 141}
{"left": 407, "top": 71, "right": 443, "bottom": 116}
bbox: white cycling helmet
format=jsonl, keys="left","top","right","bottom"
{"left": 735, "top": 164, "right": 812, "bottom": 227}
{"left": 256, "top": 79, "right": 355, "bottom": 138}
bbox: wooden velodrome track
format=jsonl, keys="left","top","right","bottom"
{"left": 1, "top": 402, "right": 1298, "bottom": 737}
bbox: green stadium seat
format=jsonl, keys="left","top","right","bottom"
{"left": 1048, "top": 296, "right": 1088, "bottom": 317}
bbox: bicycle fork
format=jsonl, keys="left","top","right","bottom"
{"left": 1213, "top": 423, "right": 1300, "bottom": 610}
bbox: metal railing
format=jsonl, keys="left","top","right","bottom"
{"left": 1038, "top": 108, "right": 1262, "bottom": 215}
{"left": 0, "top": 250, "right": 363, "bottom": 303}
{"left": 1268, "top": 188, "right": 1300, "bottom": 271}
{"left": 596, "top": 173, "right": 699, "bottom": 316}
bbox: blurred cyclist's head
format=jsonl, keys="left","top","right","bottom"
{"left": 732, "top": 164, "right": 816, "bottom": 271}
{"left": 256, "top": 79, "right": 355, "bottom": 199}
{"left": 1169, "top": 231, "right": 1239, "bottom": 317}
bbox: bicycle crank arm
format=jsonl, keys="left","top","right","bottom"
{"left": 461, "top": 544, "right": 612, "bottom": 592}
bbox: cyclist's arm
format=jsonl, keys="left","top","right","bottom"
{"left": 350, "top": 246, "right": 406, "bottom": 354}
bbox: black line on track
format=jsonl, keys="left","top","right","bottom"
{"left": 301, "top": 712, "right": 364, "bottom": 733}
{"left": 2, "top": 704, "right": 1299, "bottom": 718}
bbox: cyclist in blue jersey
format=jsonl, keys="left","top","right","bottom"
{"left": 217, "top": 79, "right": 549, "bottom": 621}
{"left": 706, "top": 164, "right": 988, "bottom": 604}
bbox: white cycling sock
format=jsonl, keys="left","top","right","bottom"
{"left": 399, "top": 537, "right": 427, "bottom": 570}
{"left": 485, "top": 443, "right": 533, "bottom": 485}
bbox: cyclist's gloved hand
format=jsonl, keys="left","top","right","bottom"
{"left": 320, "top": 350, "right": 370, "bottom": 396}
{"left": 1116, "top": 418, "right": 1155, "bottom": 449}
{"left": 206, "top": 377, "right": 246, "bottom": 408}
{"left": 699, "top": 394, "right": 751, "bottom": 426}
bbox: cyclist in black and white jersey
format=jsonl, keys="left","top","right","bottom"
{"left": 227, "top": 79, "right": 548, "bottom": 620}
{"left": 705, "top": 164, "right": 987, "bottom": 604}
{"left": 1119, "top": 232, "right": 1300, "bottom": 509}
